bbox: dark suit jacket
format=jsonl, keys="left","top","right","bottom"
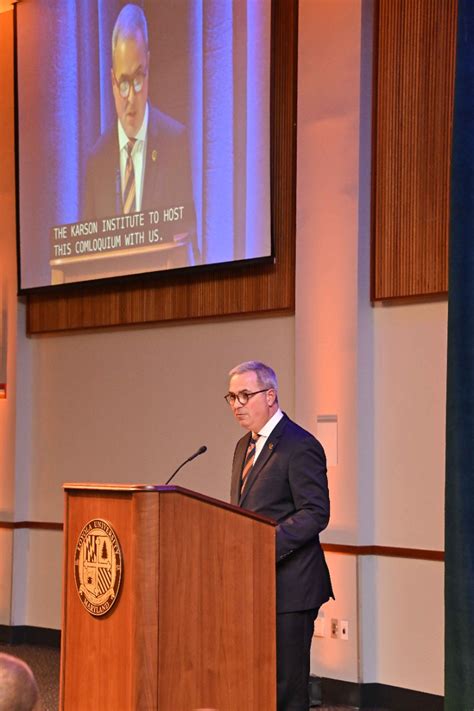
{"left": 83, "top": 105, "right": 196, "bottom": 244}
{"left": 230, "top": 414, "right": 334, "bottom": 613}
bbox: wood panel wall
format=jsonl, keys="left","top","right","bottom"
{"left": 24, "top": 1, "right": 298, "bottom": 334}
{"left": 372, "top": 0, "right": 457, "bottom": 300}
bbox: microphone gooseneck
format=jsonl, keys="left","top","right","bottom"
{"left": 165, "top": 445, "right": 208, "bottom": 486}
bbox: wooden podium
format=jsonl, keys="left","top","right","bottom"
{"left": 60, "top": 484, "right": 276, "bottom": 711}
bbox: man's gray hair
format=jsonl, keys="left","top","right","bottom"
{"left": 112, "top": 3, "right": 149, "bottom": 57}
{"left": 0, "top": 653, "right": 39, "bottom": 711}
{"left": 229, "top": 361, "right": 278, "bottom": 392}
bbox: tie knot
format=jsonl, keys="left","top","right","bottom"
{"left": 251, "top": 433, "right": 259, "bottom": 444}
{"left": 126, "top": 140, "right": 135, "bottom": 157}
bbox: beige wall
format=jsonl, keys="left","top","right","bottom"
{"left": 0, "top": 530, "right": 13, "bottom": 624}
{"left": 296, "top": 0, "right": 445, "bottom": 694}
{"left": 373, "top": 301, "right": 447, "bottom": 551}
{"left": 0, "top": 0, "right": 447, "bottom": 698}
{"left": 296, "top": 0, "right": 363, "bottom": 545}
{"left": 20, "top": 316, "right": 295, "bottom": 520}
{"left": 296, "top": 0, "right": 363, "bottom": 684}
{"left": 360, "top": 556, "right": 444, "bottom": 695}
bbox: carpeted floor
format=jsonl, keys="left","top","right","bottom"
{"left": 0, "top": 643, "right": 383, "bottom": 710}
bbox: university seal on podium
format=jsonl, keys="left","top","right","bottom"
{"left": 74, "top": 519, "right": 122, "bottom": 617}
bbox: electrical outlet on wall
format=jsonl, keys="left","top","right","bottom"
{"left": 330, "top": 618, "right": 338, "bottom": 639}
{"left": 340, "top": 620, "right": 349, "bottom": 640}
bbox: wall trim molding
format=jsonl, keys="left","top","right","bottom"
{"left": 322, "top": 542, "right": 444, "bottom": 562}
{"left": 0, "top": 521, "right": 63, "bottom": 531}
{"left": 0, "top": 522, "right": 445, "bottom": 561}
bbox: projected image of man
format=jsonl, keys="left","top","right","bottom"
{"left": 84, "top": 4, "right": 197, "bottom": 256}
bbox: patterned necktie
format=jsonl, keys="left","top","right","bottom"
{"left": 122, "top": 140, "right": 136, "bottom": 214}
{"left": 240, "top": 433, "right": 260, "bottom": 494}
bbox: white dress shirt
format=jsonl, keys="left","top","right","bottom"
{"left": 253, "top": 408, "right": 284, "bottom": 463}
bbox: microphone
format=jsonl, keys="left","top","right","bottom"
{"left": 165, "top": 445, "right": 207, "bottom": 486}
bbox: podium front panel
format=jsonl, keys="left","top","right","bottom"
{"left": 60, "top": 485, "right": 275, "bottom": 711}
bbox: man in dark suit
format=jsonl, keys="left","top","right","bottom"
{"left": 83, "top": 4, "right": 197, "bottom": 256}
{"left": 227, "top": 361, "right": 334, "bottom": 711}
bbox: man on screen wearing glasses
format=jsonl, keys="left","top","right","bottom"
{"left": 83, "top": 4, "right": 197, "bottom": 258}
{"left": 226, "top": 361, "right": 334, "bottom": 711}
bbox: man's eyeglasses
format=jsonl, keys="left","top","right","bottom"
{"left": 224, "top": 389, "right": 270, "bottom": 406}
{"left": 113, "top": 70, "right": 147, "bottom": 99}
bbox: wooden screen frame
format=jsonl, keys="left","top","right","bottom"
{"left": 22, "top": 0, "right": 298, "bottom": 334}
{"left": 371, "top": 0, "right": 457, "bottom": 301}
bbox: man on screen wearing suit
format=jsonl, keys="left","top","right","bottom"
{"left": 227, "top": 361, "right": 334, "bottom": 711}
{"left": 83, "top": 4, "right": 197, "bottom": 258}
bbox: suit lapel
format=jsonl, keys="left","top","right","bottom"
{"left": 231, "top": 433, "right": 250, "bottom": 505}
{"left": 104, "top": 128, "right": 121, "bottom": 216}
{"left": 142, "top": 111, "right": 162, "bottom": 210}
{"left": 239, "top": 415, "right": 288, "bottom": 506}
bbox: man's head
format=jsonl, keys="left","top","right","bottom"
{"left": 0, "top": 653, "right": 40, "bottom": 711}
{"left": 111, "top": 4, "right": 150, "bottom": 139}
{"left": 227, "top": 361, "right": 279, "bottom": 433}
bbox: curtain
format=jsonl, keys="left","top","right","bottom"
{"left": 445, "top": 0, "right": 474, "bottom": 706}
